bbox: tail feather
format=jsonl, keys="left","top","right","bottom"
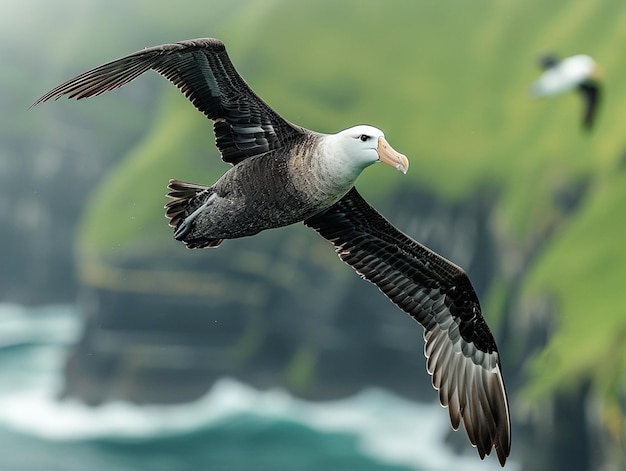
{"left": 165, "top": 179, "right": 208, "bottom": 228}
{"left": 165, "top": 179, "right": 224, "bottom": 249}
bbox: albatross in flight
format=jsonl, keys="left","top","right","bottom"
{"left": 34, "top": 38, "right": 511, "bottom": 465}
{"left": 531, "top": 53, "right": 602, "bottom": 130}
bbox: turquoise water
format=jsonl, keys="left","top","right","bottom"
{"left": 0, "top": 304, "right": 503, "bottom": 471}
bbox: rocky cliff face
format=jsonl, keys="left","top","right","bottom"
{"left": 0, "top": 116, "right": 106, "bottom": 304}
{"left": 61, "top": 186, "right": 500, "bottom": 405}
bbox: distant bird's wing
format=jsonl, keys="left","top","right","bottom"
{"left": 305, "top": 188, "right": 511, "bottom": 466}
{"left": 33, "top": 38, "right": 304, "bottom": 165}
{"left": 578, "top": 81, "right": 601, "bottom": 130}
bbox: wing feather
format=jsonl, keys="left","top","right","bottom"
{"left": 578, "top": 81, "right": 601, "bottom": 130}
{"left": 305, "top": 188, "right": 511, "bottom": 465}
{"left": 33, "top": 38, "right": 304, "bottom": 164}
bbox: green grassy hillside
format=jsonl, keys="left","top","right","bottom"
{"left": 75, "top": 0, "right": 626, "bottom": 424}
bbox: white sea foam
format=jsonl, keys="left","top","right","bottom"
{"left": 0, "top": 303, "right": 80, "bottom": 349}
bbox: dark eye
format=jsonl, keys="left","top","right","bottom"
{"left": 359, "top": 134, "right": 369, "bottom": 142}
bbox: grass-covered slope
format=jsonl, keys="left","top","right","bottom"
{"left": 76, "top": 0, "right": 626, "bottom": 403}
{"left": 524, "top": 168, "right": 626, "bottom": 398}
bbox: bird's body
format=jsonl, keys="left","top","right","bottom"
{"left": 167, "top": 126, "right": 402, "bottom": 247}
{"left": 35, "top": 38, "right": 510, "bottom": 465}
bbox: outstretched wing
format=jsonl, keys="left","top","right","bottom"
{"left": 33, "top": 38, "right": 304, "bottom": 165}
{"left": 305, "top": 188, "right": 511, "bottom": 466}
{"left": 578, "top": 80, "right": 601, "bottom": 130}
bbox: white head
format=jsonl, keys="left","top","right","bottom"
{"left": 331, "top": 125, "right": 409, "bottom": 175}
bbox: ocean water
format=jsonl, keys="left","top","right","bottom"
{"left": 0, "top": 304, "right": 506, "bottom": 471}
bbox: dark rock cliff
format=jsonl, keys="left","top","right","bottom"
{"left": 60, "top": 186, "right": 500, "bottom": 405}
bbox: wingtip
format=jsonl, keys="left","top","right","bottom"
{"left": 497, "top": 449, "right": 509, "bottom": 467}
{"left": 29, "top": 94, "right": 54, "bottom": 110}
{"left": 426, "top": 331, "right": 511, "bottom": 466}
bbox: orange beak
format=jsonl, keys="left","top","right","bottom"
{"left": 377, "top": 137, "right": 409, "bottom": 174}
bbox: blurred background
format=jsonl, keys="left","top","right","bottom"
{"left": 2, "top": 0, "right": 626, "bottom": 470}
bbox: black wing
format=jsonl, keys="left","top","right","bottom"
{"left": 33, "top": 38, "right": 304, "bottom": 165}
{"left": 578, "top": 80, "right": 601, "bottom": 130}
{"left": 305, "top": 188, "right": 511, "bottom": 466}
